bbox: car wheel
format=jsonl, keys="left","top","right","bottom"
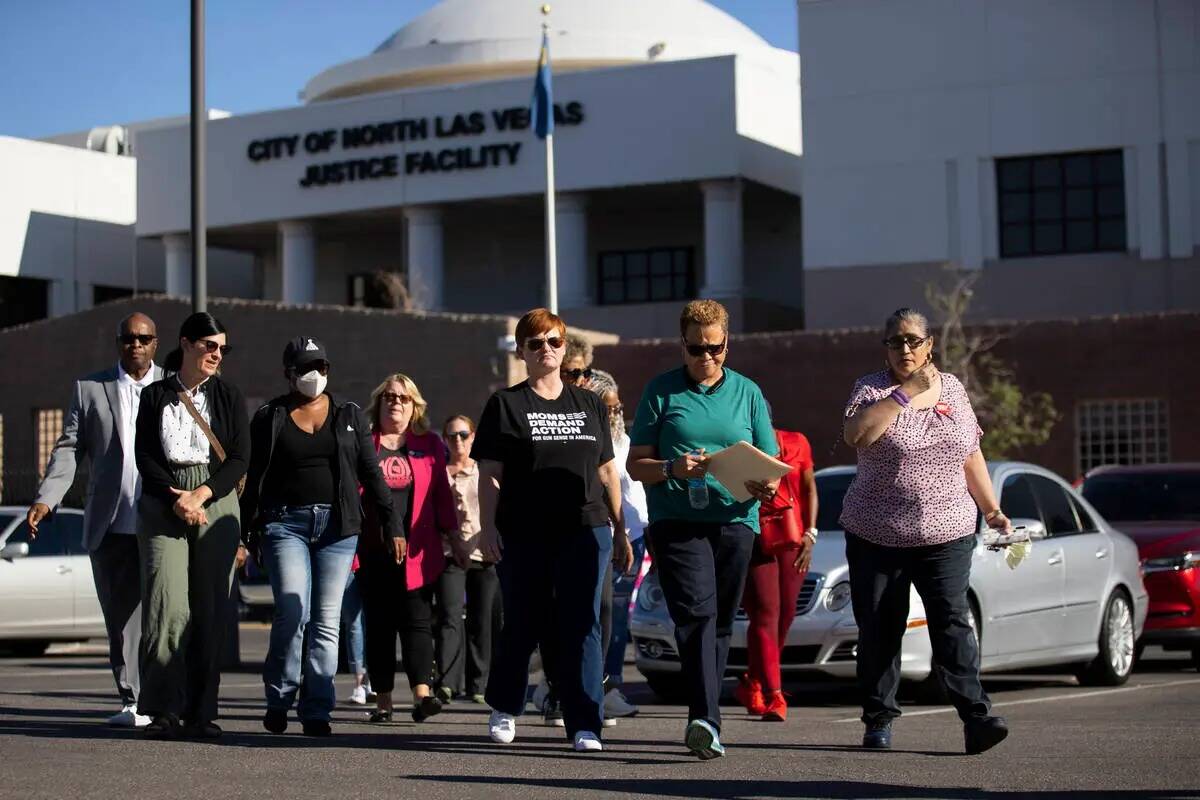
{"left": 1076, "top": 591, "right": 1135, "bottom": 686}
{"left": 1, "top": 641, "right": 49, "bottom": 658}
{"left": 643, "top": 672, "right": 688, "bottom": 704}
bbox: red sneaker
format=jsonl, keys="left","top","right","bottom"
{"left": 761, "top": 691, "right": 788, "bottom": 722}
{"left": 734, "top": 676, "right": 767, "bottom": 715}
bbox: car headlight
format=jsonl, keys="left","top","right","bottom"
{"left": 1141, "top": 552, "right": 1198, "bottom": 574}
{"left": 636, "top": 578, "right": 665, "bottom": 612}
{"left": 825, "top": 581, "right": 852, "bottom": 612}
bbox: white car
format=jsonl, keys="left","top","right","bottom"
{"left": 631, "top": 462, "right": 1149, "bottom": 700}
{"left": 0, "top": 506, "right": 105, "bottom": 655}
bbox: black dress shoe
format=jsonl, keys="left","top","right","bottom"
{"left": 412, "top": 695, "right": 444, "bottom": 723}
{"left": 862, "top": 720, "right": 893, "bottom": 749}
{"left": 262, "top": 709, "right": 288, "bottom": 734}
{"left": 964, "top": 715, "right": 1009, "bottom": 755}
{"left": 183, "top": 720, "right": 222, "bottom": 739}
{"left": 302, "top": 719, "right": 332, "bottom": 737}
{"left": 144, "top": 714, "right": 181, "bottom": 739}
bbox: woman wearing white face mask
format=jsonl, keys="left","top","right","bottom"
{"left": 240, "top": 337, "right": 401, "bottom": 737}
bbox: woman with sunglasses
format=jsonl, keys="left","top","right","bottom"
{"left": 841, "top": 308, "right": 1011, "bottom": 755}
{"left": 134, "top": 312, "right": 249, "bottom": 738}
{"left": 432, "top": 414, "right": 500, "bottom": 705}
{"left": 240, "top": 337, "right": 400, "bottom": 737}
{"left": 627, "top": 299, "right": 780, "bottom": 760}
{"left": 475, "top": 308, "right": 633, "bottom": 752}
{"left": 358, "top": 373, "right": 457, "bottom": 724}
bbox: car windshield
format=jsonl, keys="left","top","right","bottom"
{"left": 1081, "top": 472, "right": 1200, "bottom": 522}
{"left": 0, "top": 512, "right": 18, "bottom": 536}
{"left": 816, "top": 472, "right": 855, "bottom": 531}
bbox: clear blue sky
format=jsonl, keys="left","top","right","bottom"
{"left": 0, "top": 1, "right": 797, "bottom": 139}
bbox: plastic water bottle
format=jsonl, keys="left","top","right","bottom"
{"left": 687, "top": 449, "right": 709, "bottom": 509}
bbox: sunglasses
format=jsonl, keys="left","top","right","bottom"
{"left": 118, "top": 334, "right": 157, "bottom": 346}
{"left": 445, "top": 431, "right": 472, "bottom": 441}
{"left": 525, "top": 336, "right": 565, "bottom": 352}
{"left": 606, "top": 403, "right": 624, "bottom": 416}
{"left": 194, "top": 339, "right": 232, "bottom": 356}
{"left": 683, "top": 339, "right": 726, "bottom": 358}
{"left": 883, "top": 335, "right": 930, "bottom": 351}
{"left": 291, "top": 361, "right": 330, "bottom": 376}
{"left": 562, "top": 368, "right": 593, "bottom": 381}
{"left": 381, "top": 392, "right": 413, "bottom": 406}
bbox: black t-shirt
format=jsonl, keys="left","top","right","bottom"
{"left": 260, "top": 413, "right": 337, "bottom": 508}
{"left": 471, "top": 382, "right": 614, "bottom": 536}
{"left": 377, "top": 444, "right": 413, "bottom": 536}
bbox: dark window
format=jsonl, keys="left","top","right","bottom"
{"left": 93, "top": 285, "right": 134, "bottom": 305}
{"left": 597, "top": 247, "right": 695, "bottom": 306}
{"left": 347, "top": 273, "right": 401, "bottom": 309}
{"left": 56, "top": 513, "right": 85, "bottom": 554}
{"left": 1081, "top": 471, "right": 1200, "bottom": 523}
{"left": 4, "top": 519, "right": 66, "bottom": 557}
{"left": 815, "top": 471, "right": 855, "bottom": 532}
{"left": 997, "top": 150, "right": 1126, "bottom": 258}
{"left": 1070, "top": 497, "right": 1098, "bottom": 532}
{"left": 1028, "top": 475, "right": 1082, "bottom": 536}
{"left": 0, "top": 275, "right": 48, "bottom": 331}
{"left": 1000, "top": 474, "right": 1041, "bottom": 524}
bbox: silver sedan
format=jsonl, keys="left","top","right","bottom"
{"left": 630, "top": 462, "right": 1148, "bottom": 700}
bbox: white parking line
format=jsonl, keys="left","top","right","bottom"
{"left": 833, "top": 677, "right": 1200, "bottom": 723}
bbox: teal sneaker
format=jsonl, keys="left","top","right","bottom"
{"left": 684, "top": 719, "right": 726, "bottom": 760}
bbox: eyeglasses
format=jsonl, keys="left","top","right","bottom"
{"left": 883, "top": 335, "right": 930, "bottom": 351}
{"left": 606, "top": 404, "right": 624, "bottom": 417}
{"left": 445, "top": 431, "right": 472, "bottom": 441}
{"left": 194, "top": 339, "right": 232, "bottom": 356}
{"left": 291, "top": 362, "right": 330, "bottom": 376}
{"left": 683, "top": 339, "right": 726, "bottom": 358}
{"left": 118, "top": 334, "right": 157, "bottom": 346}
{"left": 381, "top": 392, "right": 412, "bottom": 406}
{"left": 562, "top": 368, "right": 593, "bottom": 381}
{"left": 525, "top": 336, "right": 565, "bottom": 352}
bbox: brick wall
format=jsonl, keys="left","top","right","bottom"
{"left": 595, "top": 312, "right": 1200, "bottom": 480}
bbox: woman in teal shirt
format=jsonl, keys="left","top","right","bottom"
{"left": 627, "top": 299, "right": 779, "bottom": 760}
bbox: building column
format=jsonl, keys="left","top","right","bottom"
{"left": 556, "top": 193, "right": 589, "bottom": 309}
{"left": 404, "top": 206, "right": 444, "bottom": 311}
{"left": 700, "top": 179, "right": 744, "bottom": 298}
{"left": 1136, "top": 143, "right": 1165, "bottom": 260}
{"left": 47, "top": 280, "right": 76, "bottom": 318}
{"left": 163, "top": 234, "right": 192, "bottom": 298}
{"left": 279, "top": 220, "right": 317, "bottom": 305}
{"left": 1166, "top": 140, "right": 1193, "bottom": 259}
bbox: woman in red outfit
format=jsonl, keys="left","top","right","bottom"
{"left": 735, "top": 429, "right": 818, "bottom": 721}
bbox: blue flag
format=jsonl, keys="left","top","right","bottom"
{"left": 531, "top": 31, "right": 553, "bottom": 139}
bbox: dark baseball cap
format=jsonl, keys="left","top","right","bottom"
{"left": 282, "top": 336, "right": 330, "bottom": 370}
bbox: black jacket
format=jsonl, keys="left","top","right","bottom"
{"left": 134, "top": 375, "right": 250, "bottom": 505}
{"left": 239, "top": 392, "right": 400, "bottom": 544}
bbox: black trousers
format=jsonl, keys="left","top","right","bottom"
{"left": 434, "top": 560, "right": 500, "bottom": 696}
{"left": 845, "top": 532, "right": 992, "bottom": 725}
{"left": 646, "top": 519, "right": 755, "bottom": 732}
{"left": 359, "top": 552, "right": 435, "bottom": 695}
{"left": 90, "top": 532, "right": 142, "bottom": 707}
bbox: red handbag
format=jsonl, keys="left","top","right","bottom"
{"left": 758, "top": 481, "right": 804, "bottom": 556}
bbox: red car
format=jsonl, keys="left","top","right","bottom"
{"left": 1081, "top": 464, "right": 1200, "bottom": 670}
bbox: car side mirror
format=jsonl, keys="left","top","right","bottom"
{"left": 1009, "top": 518, "right": 1048, "bottom": 540}
{"left": 0, "top": 542, "right": 30, "bottom": 560}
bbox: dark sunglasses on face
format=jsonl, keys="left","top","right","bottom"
{"left": 525, "top": 336, "right": 565, "bottom": 352}
{"left": 883, "top": 335, "right": 929, "bottom": 351}
{"left": 291, "top": 361, "right": 330, "bottom": 376}
{"left": 118, "top": 334, "right": 157, "bottom": 346}
{"left": 683, "top": 339, "right": 726, "bottom": 358}
{"left": 382, "top": 392, "right": 412, "bottom": 406}
{"left": 445, "top": 431, "right": 472, "bottom": 441}
{"left": 562, "top": 368, "right": 593, "bottom": 381}
{"left": 194, "top": 339, "right": 232, "bottom": 356}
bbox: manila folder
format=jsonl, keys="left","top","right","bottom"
{"left": 705, "top": 441, "right": 792, "bottom": 502}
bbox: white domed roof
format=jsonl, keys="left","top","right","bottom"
{"left": 303, "top": 0, "right": 790, "bottom": 102}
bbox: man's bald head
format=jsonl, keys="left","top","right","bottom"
{"left": 116, "top": 312, "right": 158, "bottom": 378}
{"left": 118, "top": 312, "right": 156, "bottom": 338}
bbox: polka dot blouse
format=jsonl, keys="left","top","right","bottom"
{"left": 160, "top": 377, "right": 213, "bottom": 466}
{"left": 838, "top": 370, "right": 983, "bottom": 548}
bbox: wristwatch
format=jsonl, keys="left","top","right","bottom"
{"left": 661, "top": 457, "right": 675, "bottom": 480}
{"left": 804, "top": 527, "right": 819, "bottom": 543}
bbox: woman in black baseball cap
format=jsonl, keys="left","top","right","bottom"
{"left": 240, "top": 337, "right": 401, "bottom": 737}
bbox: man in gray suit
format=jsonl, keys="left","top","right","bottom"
{"left": 27, "top": 312, "right": 161, "bottom": 727}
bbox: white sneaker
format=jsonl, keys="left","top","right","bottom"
{"left": 108, "top": 704, "right": 151, "bottom": 728}
{"left": 488, "top": 711, "right": 516, "bottom": 744}
{"left": 603, "top": 687, "right": 639, "bottom": 718}
{"left": 602, "top": 716, "right": 617, "bottom": 728}
{"left": 573, "top": 731, "right": 603, "bottom": 752}
{"left": 349, "top": 685, "right": 368, "bottom": 705}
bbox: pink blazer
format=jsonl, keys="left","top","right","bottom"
{"left": 373, "top": 431, "right": 457, "bottom": 591}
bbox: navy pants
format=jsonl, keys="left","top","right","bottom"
{"left": 486, "top": 526, "right": 611, "bottom": 739}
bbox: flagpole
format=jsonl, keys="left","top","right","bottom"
{"left": 540, "top": 7, "right": 558, "bottom": 313}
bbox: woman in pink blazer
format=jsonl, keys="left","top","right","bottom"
{"left": 358, "top": 372, "right": 458, "bottom": 723}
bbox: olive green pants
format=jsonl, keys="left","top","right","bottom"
{"left": 137, "top": 465, "right": 240, "bottom": 723}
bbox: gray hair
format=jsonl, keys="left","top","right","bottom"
{"left": 564, "top": 331, "right": 594, "bottom": 367}
{"left": 884, "top": 307, "right": 929, "bottom": 337}
{"left": 587, "top": 368, "right": 618, "bottom": 398}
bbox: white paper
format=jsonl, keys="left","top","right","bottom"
{"left": 703, "top": 441, "right": 793, "bottom": 502}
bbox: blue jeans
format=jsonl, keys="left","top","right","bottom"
{"left": 262, "top": 505, "right": 358, "bottom": 721}
{"left": 341, "top": 568, "right": 365, "bottom": 677}
{"left": 604, "top": 537, "right": 646, "bottom": 688}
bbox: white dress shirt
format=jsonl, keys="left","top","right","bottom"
{"left": 112, "top": 363, "right": 157, "bottom": 535}
{"left": 160, "top": 376, "right": 213, "bottom": 466}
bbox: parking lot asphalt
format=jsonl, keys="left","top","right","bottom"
{"left": 0, "top": 625, "right": 1197, "bottom": 800}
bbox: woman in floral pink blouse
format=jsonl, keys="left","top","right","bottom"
{"left": 841, "top": 308, "right": 1013, "bottom": 756}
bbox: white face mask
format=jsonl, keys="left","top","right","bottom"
{"left": 294, "top": 370, "right": 327, "bottom": 399}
